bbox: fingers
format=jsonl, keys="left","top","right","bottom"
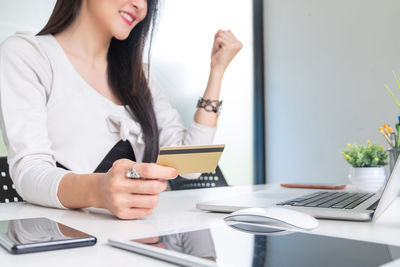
{"left": 111, "top": 159, "right": 178, "bottom": 180}
{"left": 134, "top": 162, "right": 178, "bottom": 180}
{"left": 215, "top": 29, "right": 241, "bottom": 47}
{"left": 211, "top": 29, "right": 242, "bottom": 70}
{"left": 215, "top": 29, "right": 233, "bottom": 40}
{"left": 122, "top": 179, "right": 168, "bottom": 194}
{"left": 114, "top": 207, "right": 154, "bottom": 220}
{"left": 215, "top": 36, "right": 230, "bottom": 48}
{"left": 109, "top": 192, "right": 160, "bottom": 210}
{"left": 122, "top": 193, "right": 160, "bottom": 209}
{"left": 213, "top": 30, "right": 231, "bottom": 51}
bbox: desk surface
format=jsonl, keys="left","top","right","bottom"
{"left": 1, "top": 184, "right": 400, "bottom": 267}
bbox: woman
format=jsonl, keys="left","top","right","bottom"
{"left": 0, "top": 0, "right": 241, "bottom": 219}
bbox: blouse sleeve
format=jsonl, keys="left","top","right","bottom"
{"left": 0, "top": 33, "right": 70, "bottom": 209}
{"left": 150, "top": 74, "right": 217, "bottom": 148}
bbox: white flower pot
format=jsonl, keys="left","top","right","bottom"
{"left": 348, "top": 167, "right": 386, "bottom": 192}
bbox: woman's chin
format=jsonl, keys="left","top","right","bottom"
{"left": 112, "top": 31, "right": 130, "bottom": 41}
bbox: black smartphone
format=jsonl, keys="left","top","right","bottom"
{"left": 0, "top": 217, "right": 97, "bottom": 254}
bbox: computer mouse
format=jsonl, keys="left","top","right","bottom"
{"left": 224, "top": 207, "right": 319, "bottom": 230}
{"left": 226, "top": 221, "right": 295, "bottom": 236}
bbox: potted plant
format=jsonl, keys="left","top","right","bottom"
{"left": 342, "top": 140, "right": 389, "bottom": 192}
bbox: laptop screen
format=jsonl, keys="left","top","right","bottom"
{"left": 373, "top": 156, "right": 400, "bottom": 219}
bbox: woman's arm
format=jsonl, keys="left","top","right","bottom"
{"left": 0, "top": 33, "right": 177, "bottom": 220}
{"left": 194, "top": 30, "right": 242, "bottom": 127}
{"left": 0, "top": 33, "right": 72, "bottom": 208}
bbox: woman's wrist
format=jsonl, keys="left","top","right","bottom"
{"left": 87, "top": 173, "right": 103, "bottom": 208}
{"left": 58, "top": 172, "right": 103, "bottom": 209}
{"left": 209, "top": 65, "right": 225, "bottom": 80}
{"left": 202, "top": 68, "right": 223, "bottom": 99}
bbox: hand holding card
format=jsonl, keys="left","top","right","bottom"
{"left": 156, "top": 144, "right": 225, "bottom": 174}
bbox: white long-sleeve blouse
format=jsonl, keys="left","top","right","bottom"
{"left": 0, "top": 32, "right": 216, "bottom": 209}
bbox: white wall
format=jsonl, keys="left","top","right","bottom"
{"left": 0, "top": 0, "right": 55, "bottom": 40}
{"left": 0, "top": 0, "right": 254, "bottom": 185}
{"left": 265, "top": 0, "right": 400, "bottom": 184}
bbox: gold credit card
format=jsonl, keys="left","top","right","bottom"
{"left": 156, "top": 144, "right": 225, "bottom": 174}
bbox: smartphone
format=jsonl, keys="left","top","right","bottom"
{"left": 280, "top": 183, "right": 346, "bottom": 190}
{"left": 0, "top": 217, "right": 96, "bottom": 254}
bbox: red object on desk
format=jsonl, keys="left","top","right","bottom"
{"left": 280, "top": 183, "right": 346, "bottom": 190}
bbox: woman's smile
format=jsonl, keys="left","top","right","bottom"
{"left": 119, "top": 11, "right": 136, "bottom": 26}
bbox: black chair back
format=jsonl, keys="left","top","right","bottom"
{"left": 0, "top": 157, "right": 23, "bottom": 203}
{"left": 169, "top": 165, "right": 228, "bottom": 190}
{"left": 0, "top": 156, "right": 228, "bottom": 198}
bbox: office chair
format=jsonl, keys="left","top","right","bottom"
{"left": 169, "top": 165, "right": 228, "bottom": 190}
{"left": 0, "top": 157, "right": 23, "bottom": 203}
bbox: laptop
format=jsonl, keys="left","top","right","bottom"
{"left": 196, "top": 158, "right": 400, "bottom": 221}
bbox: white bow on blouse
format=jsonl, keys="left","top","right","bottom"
{"left": 106, "top": 115, "right": 145, "bottom": 161}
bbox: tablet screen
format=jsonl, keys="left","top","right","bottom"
{"left": 129, "top": 223, "right": 400, "bottom": 267}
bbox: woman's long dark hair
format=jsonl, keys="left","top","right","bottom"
{"left": 37, "top": 0, "right": 160, "bottom": 163}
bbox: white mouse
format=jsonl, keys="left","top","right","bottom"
{"left": 224, "top": 207, "right": 319, "bottom": 230}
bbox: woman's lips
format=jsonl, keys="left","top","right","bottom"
{"left": 119, "top": 11, "right": 136, "bottom": 26}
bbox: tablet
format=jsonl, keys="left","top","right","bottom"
{"left": 0, "top": 217, "right": 96, "bottom": 254}
{"left": 109, "top": 222, "right": 400, "bottom": 267}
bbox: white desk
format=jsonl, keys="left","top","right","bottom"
{"left": 1, "top": 184, "right": 400, "bottom": 267}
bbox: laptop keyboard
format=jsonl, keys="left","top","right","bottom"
{"left": 277, "top": 191, "right": 376, "bottom": 209}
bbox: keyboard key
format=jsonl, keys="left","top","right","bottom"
{"left": 345, "top": 193, "right": 375, "bottom": 209}
{"left": 277, "top": 191, "right": 325, "bottom": 206}
{"left": 304, "top": 192, "right": 347, "bottom": 207}
{"left": 317, "top": 193, "right": 358, "bottom": 208}
{"left": 291, "top": 191, "right": 326, "bottom": 201}
{"left": 291, "top": 192, "right": 334, "bottom": 206}
{"left": 367, "top": 200, "right": 379, "bottom": 210}
{"left": 331, "top": 193, "right": 368, "bottom": 209}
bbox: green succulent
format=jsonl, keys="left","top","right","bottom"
{"left": 342, "top": 140, "right": 388, "bottom": 167}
